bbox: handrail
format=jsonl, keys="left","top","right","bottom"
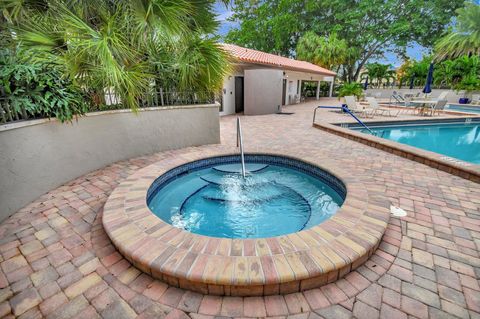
{"left": 313, "top": 105, "right": 375, "bottom": 134}
{"left": 236, "top": 117, "right": 246, "bottom": 178}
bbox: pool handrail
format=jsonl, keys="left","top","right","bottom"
{"left": 236, "top": 117, "right": 246, "bottom": 178}
{"left": 313, "top": 105, "right": 375, "bottom": 134}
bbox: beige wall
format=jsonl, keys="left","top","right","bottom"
{"left": 365, "top": 89, "right": 464, "bottom": 103}
{"left": 221, "top": 67, "right": 333, "bottom": 116}
{"left": 244, "top": 68, "right": 283, "bottom": 115}
{"left": 0, "top": 105, "right": 220, "bottom": 221}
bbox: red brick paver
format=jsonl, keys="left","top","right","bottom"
{"left": 0, "top": 99, "right": 479, "bottom": 318}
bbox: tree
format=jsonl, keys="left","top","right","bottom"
{"left": 435, "top": 2, "right": 480, "bottom": 60}
{"left": 296, "top": 32, "right": 348, "bottom": 70}
{"left": 396, "top": 59, "right": 412, "bottom": 88}
{"left": 0, "top": 0, "right": 231, "bottom": 110}
{"left": 361, "top": 63, "right": 393, "bottom": 88}
{"left": 226, "top": 0, "right": 463, "bottom": 82}
{"left": 399, "top": 54, "right": 479, "bottom": 89}
{"left": 403, "top": 56, "right": 433, "bottom": 87}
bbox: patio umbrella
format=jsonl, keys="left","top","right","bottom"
{"left": 364, "top": 76, "right": 369, "bottom": 90}
{"left": 409, "top": 77, "right": 415, "bottom": 89}
{"left": 422, "top": 63, "right": 434, "bottom": 94}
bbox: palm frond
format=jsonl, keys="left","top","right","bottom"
{"left": 435, "top": 2, "right": 480, "bottom": 59}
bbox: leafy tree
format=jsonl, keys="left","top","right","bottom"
{"left": 296, "top": 32, "right": 348, "bottom": 70}
{"left": 403, "top": 56, "right": 433, "bottom": 87}
{"left": 398, "top": 54, "right": 479, "bottom": 89}
{"left": 226, "top": 0, "right": 463, "bottom": 82}
{"left": 396, "top": 59, "right": 412, "bottom": 88}
{"left": 1, "top": 0, "right": 231, "bottom": 111}
{"left": 435, "top": 2, "right": 480, "bottom": 60}
{"left": 361, "top": 63, "right": 394, "bottom": 88}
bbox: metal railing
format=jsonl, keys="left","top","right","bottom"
{"left": 0, "top": 90, "right": 217, "bottom": 124}
{"left": 313, "top": 105, "right": 374, "bottom": 134}
{"left": 136, "top": 90, "right": 216, "bottom": 108}
{"left": 236, "top": 117, "right": 246, "bottom": 178}
{"left": 0, "top": 97, "right": 35, "bottom": 124}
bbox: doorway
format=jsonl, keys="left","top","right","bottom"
{"left": 282, "top": 79, "right": 287, "bottom": 105}
{"left": 235, "top": 77, "right": 244, "bottom": 113}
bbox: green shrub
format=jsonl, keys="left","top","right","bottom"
{"left": 0, "top": 49, "right": 88, "bottom": 122}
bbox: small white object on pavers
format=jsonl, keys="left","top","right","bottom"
{"left": 390, "top": 205, "right": 407, "bottom": 217}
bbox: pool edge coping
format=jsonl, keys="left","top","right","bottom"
{"left": 102, "top": 149, "right": 390, "bottom": 296}
{"left": 313, "top": 121, "right": 480, "bottom": 183}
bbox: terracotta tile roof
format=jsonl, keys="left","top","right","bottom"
{"left": 221, "top": 43, "right": 336, "bottom": 76}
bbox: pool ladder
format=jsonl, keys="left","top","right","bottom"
{"left": 236, "top": 117, "right": 246, "bottom": 178}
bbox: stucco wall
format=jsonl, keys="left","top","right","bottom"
{"left": 244, "top": 68, "right": 283, "bottom": 115}
{"left": 220, "top": 70, "right": 245, "bottom": 116}
{"left": 365, "top": 89, "right": 465, "bottom": 103}
{"left": 0, "top": 104, "right": 220, "bottom": 221}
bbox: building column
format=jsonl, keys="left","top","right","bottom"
{"left": 316, "top": 81, "right": 320, "bottom": 100}
{"left": 299, "top": 80, "right": 302, "bottom": 98}
{"left": 329, "top": 79, "right": 334, "bottom": 97}
{"left": 285, "top": 80, "right": 289, "bottom": 105}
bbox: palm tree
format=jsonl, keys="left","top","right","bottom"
{"left": 362, "top": 63, "right": 392, "bottom": 88}
{"left": 0, "top": 0, "right": 231, "bottom": 109}
{"left": 296, "top": 32, "right": 348, "bottom": 70}
{"left": 435, "top": 2, "right": 480, "bottom": 59}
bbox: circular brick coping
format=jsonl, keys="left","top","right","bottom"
{"left": 102, "top": 149, "right": 390, "bottom": 296}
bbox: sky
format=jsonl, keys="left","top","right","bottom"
{"left": 213, "top": 2, "right": 427, "bottom": 67}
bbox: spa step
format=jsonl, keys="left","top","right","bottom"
{"left": 212, "top": 163, "right": 268, "bottom": 174}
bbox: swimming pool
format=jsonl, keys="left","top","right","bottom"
{"left": 352, "top": 119, "right": 480, "bottom": 164}
{"left": 446, "top": 104, "right": 480, "bottom": 114}
{"left": 147, "top": 155, "right": 345, "bottom": 238}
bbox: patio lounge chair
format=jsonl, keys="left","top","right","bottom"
{"left": 423, "top": 99, "right": 448, "bottom": 116}
{"left": 344, "top": 96, "right": 374, "bottom": 118}
{"left": 471, "top": 94, "right": 480, "bottom": 105}
{"left": 366, "top": 97, "right": 400, "bottom": 117}
{"left": 435, "top": 91, "right": 449, "bottom": 101}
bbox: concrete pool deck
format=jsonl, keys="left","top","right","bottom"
{"left": 0, "top": 98, "right": 479, "bottom": 318}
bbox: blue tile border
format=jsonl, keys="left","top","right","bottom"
{"left": 339, "top": 117, "right": 480, "bottom": 129}
{"left": 146, "top": 154, "right": 347, "bottom": 205}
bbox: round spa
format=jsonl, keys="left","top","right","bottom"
{"left": 147, "top": 155, "right": 346, "bottom": 238}
{"left": 103, "top": 153, "right": 389, "bottom": 296}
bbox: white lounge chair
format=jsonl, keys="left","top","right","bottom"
{"left": 429, "top": 100, "right": 448, "bottom": 116}
{"left": 344, "top": 96, "right": 374, "bottom": 118}
{"left": 436, "top": 91, "right": 449, "bottom": 101}
{"left": 418, "top": 99, "right": 447, "bottom": 116}
{"left": 471, "top": 94, "right": 480, "bottom": 105}
{"left": 366, "top": 97, "right": 400, "bottom": 117}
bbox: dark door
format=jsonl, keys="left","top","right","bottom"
{"left": 235, "top": 77, "right": 244, "bottom": 113}
{"left": 282, "top": 79, "right": 287, "bottom": 105}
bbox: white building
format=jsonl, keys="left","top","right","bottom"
{"left": 219, "top": 44, "right": 336, "bottom": 116}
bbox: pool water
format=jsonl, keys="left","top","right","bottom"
{"left": 446, "top": 104, "right": 480, "bottom": 114}
{"left": 148, "top": 163, "right": 344, "bottom": 238}
{"left": 357, "top": 122, "right": 480, "bottom": 164}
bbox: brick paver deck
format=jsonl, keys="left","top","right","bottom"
{"left": 0, "top": 99, "right": 479, "bottom": 318}
{"left": 102, "top": 150, "right": 389, "bottom": 296}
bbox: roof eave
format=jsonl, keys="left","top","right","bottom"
{"left": 237, "top": 58, "right": 336, "bottom": 76}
